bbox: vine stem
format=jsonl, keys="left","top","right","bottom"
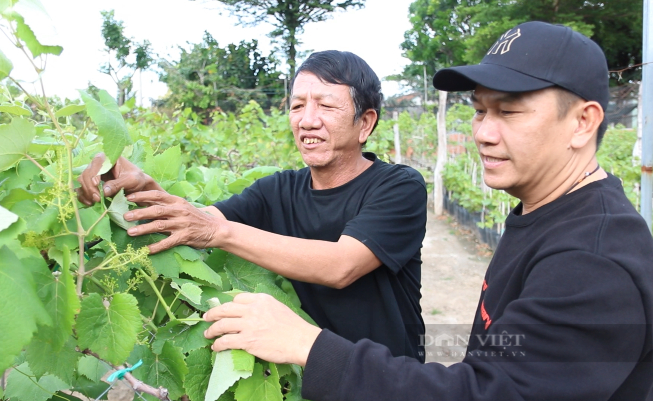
{"left": 150, "top": 281, "right": 167, "bottom": 320}
{"left": 84, "top": 208, "right": 109, "bottom": 238}
{"left": 137, "top": 267, "right": 176, "bottom": 321}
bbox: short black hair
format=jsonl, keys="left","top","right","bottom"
{"left": 293, "top": 50, "right": 383, "bottom": 133}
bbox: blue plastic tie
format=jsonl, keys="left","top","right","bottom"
{"left": 107, "top": 360, "right": 143, "bottom": 382}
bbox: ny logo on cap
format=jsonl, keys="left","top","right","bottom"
{"left": 487, "top": 28, "right": 521, "bottom": 55}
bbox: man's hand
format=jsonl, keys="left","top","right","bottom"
{"left": 123, "top": 190, "right": 222, "bottom": 254}
{"left": 203, "top": 293, "right": 322, "bottom": 366}
{"left": 76, "top": 153, "right": 163, "bottom": 206}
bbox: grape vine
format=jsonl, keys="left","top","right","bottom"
{"left": 0, "top": 2, "right": 310, "bottom": 401}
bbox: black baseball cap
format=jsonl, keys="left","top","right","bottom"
{"left": 432, "top": 21, "right": 609, "bottom": 111}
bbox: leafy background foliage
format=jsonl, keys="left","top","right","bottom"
{"left": 0, "top": 3, "right": 312, "bottom": 400}
{"left": 0, "top": 1, "right": 646, "bottom": 400}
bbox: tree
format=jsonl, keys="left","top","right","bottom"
{"left": 158, "top": 32, "right": 285, "bottom": 118}
{"left": 215, "top": 0, "right": 365, "bottom": 78}
{"left": 398, "top": 0, "right": 643, "bottom": 93}
{"left": 99, "top": 10, "right": 154, "bottom": 105}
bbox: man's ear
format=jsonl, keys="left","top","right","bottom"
{"left": 358, "top": 109, "right": 378, "bottom": 144}
{"left": 570, "top": 101, "right": 603, "bottom": 150}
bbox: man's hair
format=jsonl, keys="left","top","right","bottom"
{"left": 553, "top": 87, "right": 607, "bottom": 148}
{"left": 293, "top": 50, "right": 383, "bottom": 134}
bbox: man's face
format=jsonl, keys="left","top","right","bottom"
{"left": 471, "top": 86, "right": 579, "bottom": 199}
{"left": 289, "top": 72, "right": 366, "bottom": 169}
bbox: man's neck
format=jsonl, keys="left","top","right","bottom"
{"left": 517, "top": 156, "right": 606, "bottom": 215}
{"left": 310, "top": 154, "right": 373, "bottom": 190}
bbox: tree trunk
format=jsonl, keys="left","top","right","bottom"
{"left": 288, "top": 26, "right": 297, "bottom": 79}
{"left": 634, "top": 80, "right": 643, "bottom": 163}
{"left": 393, "top": 111, "right": 402, "bottom": 164}
{"left": 433, "top": 90, "right": 448, "bottom": 215}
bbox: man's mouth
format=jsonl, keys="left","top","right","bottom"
{"left": 484, "top": 156, "right": 506, "bottom": 163}
{"left": 303, "top": 137, "right": 324, "bottom": 144}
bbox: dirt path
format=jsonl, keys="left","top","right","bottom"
{"left": 420, "top": 211, "right": 492, "bottom": 363}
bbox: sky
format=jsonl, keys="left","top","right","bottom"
{"left": 3, "top": 0, "right": 417, "bottom": 106}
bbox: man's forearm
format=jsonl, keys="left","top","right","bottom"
{"left": 212, "top": 218, "right": 381, "bottom": 288}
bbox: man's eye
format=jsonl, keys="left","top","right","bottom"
{"left": 501, "top": 110, "right": 517, "bottom": 115}
{"left": 291, "top": 104, "right": 303, "bottom": 110}
{"left": 475, "top": 109, "right": 486, "bottom": 115}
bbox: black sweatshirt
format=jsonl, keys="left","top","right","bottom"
{"left": 302, "top": 174, "right": 653, "bottom": 401}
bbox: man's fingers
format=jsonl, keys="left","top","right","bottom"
{"left": 210, "top": 333, "right": 243, "bottom": 353}
{"left": 88, "top": 153, "right": 108, "bottom": 176}
{"left": 204, "top": 316, "right": 246, "bottom": 339}
{"left": 147, "top": 234, "right": 179, "bottom": 255}
{"left": 204, "top": 301, "right": 250, "bottom": 322}
{"left": 102, "top": 175, "right": 136, "bottom": 197}
{"left": 125, "top": 190, "right": 178, "bottom": 205}
{"left": 76, "top": 153, "right": 108, "bottom": 205}
{"left": 124, "top": 204, "right": 182, "bottom": 224}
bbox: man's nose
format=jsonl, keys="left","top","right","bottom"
{"left": 474, "top": 115, "right": 500, "bottom": 146}
{"left": 299, "top": 103, "right": 322, "bottom": 130}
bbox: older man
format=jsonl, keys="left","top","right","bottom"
{"left": 77, "top": 50, "right": 427, "bottom": 362}
{"left": 204, "top": 22, "right": 653, "bottom": 400}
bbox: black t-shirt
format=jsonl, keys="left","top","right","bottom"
{"left": 214, "top": 152, "right": 428, "bottom": 361}
{"left": 301, "top": 174, "right": 653, "bottom": 401}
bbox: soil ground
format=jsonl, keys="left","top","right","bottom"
{"left": 420, "top": 211, "right": 492, "bottom": 364}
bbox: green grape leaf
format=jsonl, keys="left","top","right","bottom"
{"left": 184, "top": 348, "right": 213, "bottom": 401}
{"left": 234, "top": 362, "right": 282, "bottom": 401}
{"left": 80, "top": 206, "right": 112, "bottom": 242}
{"left": 0, "top": 117, "right": 36, "bottom": 172}
{"left": 5, "top": 362, "right": 68, "bottom": 401}
{"left": 0, "top": 204, "right": 18, "bottom": 231}
{"left": 31, "top": 245, "right": 80, "bottom": 350}
{"left": 174, "top": 245, "right": 202, "bottom": 261}
{"left": 0, "top": 245, "right": 51, "bottom": 372}
{"left": 231, "top": 350, "right": 254, "bottom": 373}
{"left": 28, "top": 136, "right": 65, "bottom": 156}
{"left": 76, "top": 292, "right": 141, "bottom": 365}
{"left": 128, "top": 343, "right": 188, "bottom": 400}
{"left": 170, "top": 281, "right": 203, "bottom": 305}
{"left": 107, "top": 190, "right": 136, "bottom": 230}
{"left": 54, "top": 104, "right": 85, "bottom": 118}
{"left": 226, "top": 178, "right": 252, "bottom": 195}
{"left": 205, "top": 248, "right": 228, "bottom": 271}
{"left": 151, "top": 320, "right": 211, "bottom": 355}
{"left": 205, "top": 350, "right": 253, "bottom": 401}
{"left": 0, "top": 215, "right": 26, "bottom": 246}
{"left": 255, "top": 283, "right": 315, "bottom": 326}
{"left": 77, "top": 355, "right": 111, "bottom": 383}
{"left": 2, "top": 189, "right": 38, "bottom": 210}
{"left": 207, "top": 297, "right": 221, "bottom": 308}
{"left": 223, "top": 254, "right": 277, "bottom": 292}
{"left": 186, "top": 167, "right": 205, "bottom": 184}
{"left": 176, "top": 253, "right": 222, "bottom": 286}
{"left": 79, "top": 90, "right": 131, "bottom": 164}
{"left": 284, "top": 364, "right": 304, "bottom": 401}
{"left": 26, "top": 335, "right": 79, "bottom": 385}
{"left": 150, "top": 249, "right": 181, "bottom": 278}
{"left": 0, "top": 105, "right": 32, "bottom": 116}
{"left": 144, "top": 144, "right": 181, "bottom": 183}
{"left": 0, "top": 48, "right": 12, "bottom": 79}
{"left": 242, "top": 166, "right": 281, "bottom": 181}
{"left": 14, "top": 14, "right": 63, "bottom": 58}
{"left": 169, "top": 180, "right": 202, "bottom": 202}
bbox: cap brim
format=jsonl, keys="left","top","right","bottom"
{"left": 433, "top": 64, "right": 555, "bottom": 93}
